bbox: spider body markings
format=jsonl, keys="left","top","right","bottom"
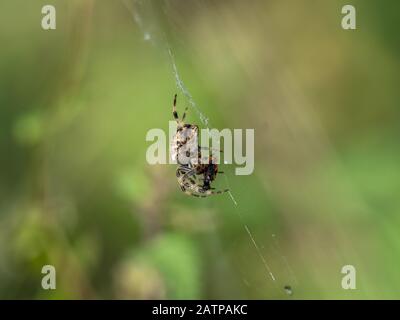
{"left": 170, "top": 94, "right": 199, "bottom": 165}
{"left": 171, "top": 94, "right": 229, "bottom": 197}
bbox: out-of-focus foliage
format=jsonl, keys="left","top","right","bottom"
{"left": 0, "top": 0, "right": 400, "bottom": 299}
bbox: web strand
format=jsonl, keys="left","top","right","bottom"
{"left": 124, "top": 0, "right": 279, "bottom": 291}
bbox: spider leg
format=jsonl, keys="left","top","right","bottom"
{"left": 179, "top": 183, "right": 200, "bottom": 198}
{"left": 186, "top": 188, "right": 230, "bottom": 198}
{"left": 203, "top": 188, "right": 229, "bottom": 196}
{"left": 180, "top": 170, "right": 206, "bottom": 194}
{"left": 188, "top": 177, "right": 197, "bottom": 184}
{"left": 177, "top": 165, "right": 197, "bottom": 185}
{"left": 181, "top": 106, "right": 189, "bottom": 121}
{"left": 181, "top": 168, "right": 197, "bottom": 183}
{"left": 182, "top": 170, "right": 229, "bottom": 197}
{"left": 176, "top": 165, "right": 192, "bottom": 177}
{"left": 182, "top": 189, "right": 201, "bottom": 197}
{"left": 173, "top": 94, "right": 179, "bottom": 121}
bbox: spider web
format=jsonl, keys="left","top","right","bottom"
{"left": 123, "top": 0, "right": 296, "bottom": 296}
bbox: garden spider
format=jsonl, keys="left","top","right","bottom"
{"left": 171, "top": 94, "right": 229, "bottom": 197}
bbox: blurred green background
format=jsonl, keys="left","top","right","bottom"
{"left": 0, "top": 0, "right": 400, "bottom": 299}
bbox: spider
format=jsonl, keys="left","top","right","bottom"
{"left": 171, "top": 94, "right": 229, "bottom": 197}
